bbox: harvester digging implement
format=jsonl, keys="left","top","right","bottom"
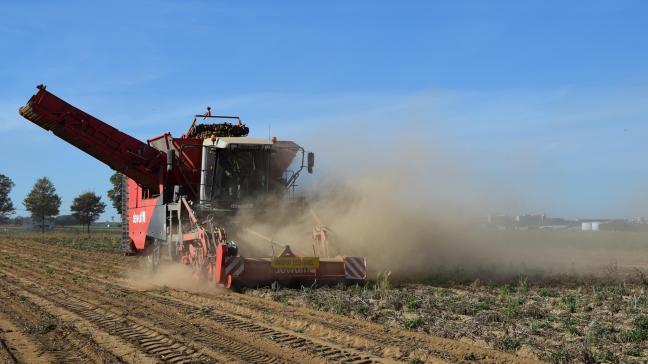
{"left": 19, "top": 85, "right": 367, "bottom": 289}
{"left": 310, "top": 208, "right": 331, "bottom": 257}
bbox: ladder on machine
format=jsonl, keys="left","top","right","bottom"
{"left": 120, "top": 174, "right": 133, "bottom": 254}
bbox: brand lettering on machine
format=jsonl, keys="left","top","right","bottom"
{"left": 132, "top": 211, "right": 146, "bottom": 223}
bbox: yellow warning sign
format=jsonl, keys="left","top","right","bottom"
{"left": 271, "top": 257, "right": 320, "bottom": 269}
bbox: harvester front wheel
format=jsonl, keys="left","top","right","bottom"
{"left": 145, "top": 240, "right": 161, "bottom": 273}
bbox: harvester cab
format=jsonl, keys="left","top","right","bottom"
{"left": 200, "top": 137, "right": 273, "bottom": 210}
{"left": 19, "top": 85, "right": 366, "bottom": 289}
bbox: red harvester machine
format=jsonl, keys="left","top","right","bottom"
{"left": 19, "top": 85, "right": 366, "bottom": 289}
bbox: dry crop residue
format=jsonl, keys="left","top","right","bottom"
{"left": 248, "top": 278, "right": 648, "bottom": 362}
{"left": 0, "top": 236, "right": 535, "bottom": 363}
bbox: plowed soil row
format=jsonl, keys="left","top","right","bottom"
{"left": 0, "top": 237, "right": 540, "bottom": 363}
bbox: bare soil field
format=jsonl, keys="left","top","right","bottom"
{"left": 0, "top": 234, "right": 533, "bottom": 364}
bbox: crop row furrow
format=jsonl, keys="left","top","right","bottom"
{"left": 0, "top": 245, "right": 384, "bottom": 363}
{"left": 0, "top": 273, "right": 210, "bottom": 364}
{"left": 0, "top": 283, "right": 113, "bottom": 363}
{"left": 0, "top": 338, "right": 18, "bottom": 364}
{"left": 0, "top": 262, "right": 290, "bottom": 364}
{"left": 46, "top": 298, "right": 206, "bottom": 364}
{"left": 148, "top": 296, "right": 381, "bottom": 363}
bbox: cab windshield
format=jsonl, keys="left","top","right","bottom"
{"left": 202, "top": 147, "right": 270, "bottom": 204}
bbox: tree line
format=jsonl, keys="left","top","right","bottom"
{"left": 0, "top": 172, "right": 123, "bottom": 233}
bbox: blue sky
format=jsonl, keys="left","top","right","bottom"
{"left": 1, "top": 1, "right": 647, "bottom": 219}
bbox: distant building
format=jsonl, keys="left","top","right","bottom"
{"left": 486, "top": 214, "right": 644, "bottom": 232}
{"left": 488, "top": 213, "right": 566, "bottom": 229}
{"left": 580, "top": 220, "right": 609, "bottom": 231}
{"left": 516, "top": 214, "right": 546, "bottom": 228}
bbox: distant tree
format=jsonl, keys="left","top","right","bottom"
{"left": 107, "top": 172, "right": 123, "bottom": 215}
{"left": 54, "top": 214, "right": 78, "bottom": 226}
{"left": 0, "top": 174, "right": 15, "bottom": 223}
{"left": 70, "top": 192, "right": 106, "bottom": 233}
{"left": 24, "top": 177, "right": 61, "bottom": 232}
{"left": 13, "top": 216, "right": 24, "bottom": 226}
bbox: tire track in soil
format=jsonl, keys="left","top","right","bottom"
{"left": 1, "top": 243, "right": 423, "bottom": 362}
{"left": 0, "top": 257, "right": 290, "bottom": 363}
{"left": 0, "top": 281, "right": 121, "bottom": 364}
{"left": 0, "top": 238, "right": 539, "bottom": 363}
{"left": 133, "top": 294, "right": 381, "bottom": 364}
{"left": 165, "top": 290, "right": 457, "bottom": 361}
{"left": 0, "top": 337, "right": 18, "bottom": 364}
{"left": 2, "top": 250, "right": 387, "bottom": 363}
{"left": 8, "top": 237, "right": 399, "bottom": 362}
{"left": 0, "top": 276, "right": 214, "bottom": 364}
{"left": 0, "top": 308, "right": 52, "bottom": 364}
{"left": 158, "top": 291, "right": 539, "bottom": 364}
{"left": 0, "top": 270, "right": 250, "bottom": 364}
{"left": 0, "top": 254, "right": 383, "bottom": 364}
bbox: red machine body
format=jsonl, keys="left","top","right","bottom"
{"left": 20, "top": 85, "right": 366, "bottom": 288}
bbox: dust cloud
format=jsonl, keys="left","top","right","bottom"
{"left": 231, "top": 130, "right": 648, "bottom": 284}
{"left": 127, "top": 125, "right": 648, "bottom": 286}
{"left": 126, "top": 261, "right": 224, "bottom": 293}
